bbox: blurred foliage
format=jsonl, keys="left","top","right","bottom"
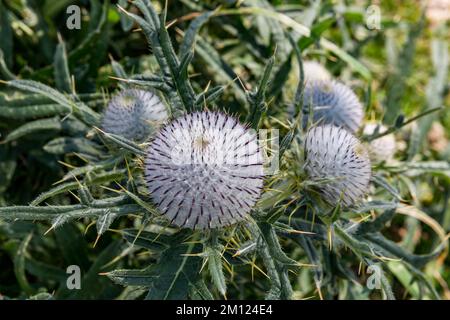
{"left": 0, "top": 0, "right": 449, "bottom": 300}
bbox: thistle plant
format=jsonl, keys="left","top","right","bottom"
{"left": 0, "top": 0, "right": 449, "bottom": 302}
{"left": 145, "top": 111, "right": 264, "bottom": 229}
{"left": 102, "top": 89, "right": 168, "bottom": 141}
{"left": 302, "top": 80, "right": 364, "bottom": 133}
{"left": 304, "top": 125, "right": 371, "bottom": 208}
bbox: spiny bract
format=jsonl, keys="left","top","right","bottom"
{"left": 302, "top": 80, "right": 364, "bottom": 133}
{"left": 144, "top": 111, "right": 264, "bottom": 230}
{"left": 363, "top": 123, "right": 397, "bottom": 163}
{"left": 102, "top": 89, "right": 168, "bottom": 141}
{"left": 303, "top": 61, "right": 331, "bottom": 83}
{"left": 304, "top": 125, "right": 371, "bottom": 208}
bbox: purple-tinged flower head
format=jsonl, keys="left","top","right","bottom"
{"left": 303, "top": 61, "right": 331, "bottom": 83}
{"left": 102, "top": 89, "right": 168, "bottom": 141}
{"left": 304, "top": 125, "right": 371, "bottom": 208}
{"left": 144, "top": 111, "right": 264, "bottom": 230}
{"left": 302, "top": 80, "right": 364, "bottom": 133}
{"left": 363, "top": 123, "right": 397, "bottom": 163}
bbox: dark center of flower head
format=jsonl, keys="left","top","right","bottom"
{"left": 194, "top": 135, "right": 210, "bottom": 150}
{"left": 353, "top": 142, "right": 366, "bottom": 158}
{"left": 319, "top": 82, "right": 333, "bottom": 93}
{"left": 119, "top": 94, "right": 136, "bottom": 109}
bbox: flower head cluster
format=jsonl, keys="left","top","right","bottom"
{"left": 102, "top": 89, "right": 168, "bottom": 141}
{"left": 304, "top": 125, "right": 371, "bottom": 208}
{"left": 302, "top": 80, "right": 363, "bottom": 133}
{"left": 303, "top": 61, "right": 331, "bottom": 83}
{"left": 363, "top": 123, "right": 397, "bottom": 163}
{"left": 144, "top": 111, "right": 264, "bottom": 230}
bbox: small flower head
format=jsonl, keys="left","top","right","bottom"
{"left": 303, "top": 61, "right": 331, "bottom": 83}
{"left": 427, "top": 121, "right": 448, "bottom": 153}
{"left": 102, "top": 89, "right": 168, "bottom": 141}
{"left": 304, "top": 125, "right": 371, "bottom": 208}
{"left": 302, "top": 80, "right": 364, "bottom": 133}
{"left": 363, "top": 123, "right": 397, "bottom": 162}
{"left": 144, "top": 111, "right": 264, "bottom": 230}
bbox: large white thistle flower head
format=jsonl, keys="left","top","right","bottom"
{"left": 304, "top": 125, "right": 371, "bottom": 208}
{"left": 363, "top": 123, "right": 397, "bottom": 163}
{"left": 303, "top": 61, "right": 331, "bottom": 83}
{"left": 302, "top": 80, "right": 364, "bottom": 133}
{"left": 144, "top": 111, "right": 265, "bottom": 230}
{"left": 102, "top": 89, "right": 168, "bottom": 141}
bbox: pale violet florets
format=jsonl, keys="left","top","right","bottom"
{"left": 302, "top": 80, "right": 364, "bottom": 133}
{"left": 102, "top": 89, "right": 168, "bottom": 141}
{"left": 144, "top": 111, "right": 264, "bottom": 230}
{"left": 304, "top": 125, "right": 371, "bottom": 208}
{"left": 363, "top": 123, "right": 397, "bottom": 163}
{"left": 303, "top": 61, "right": 331, "bottom": 83}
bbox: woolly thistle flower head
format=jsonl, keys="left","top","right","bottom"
{"left": 304, "top": 125, "right": 371, "bottom": 208}
{"left": 144, "top": 111, "right": 264, "bottom": 230}
{"left": 302, "top": 61, "right": 331, "bottom": 83}
{"left": 102, "top": 89, "right": 168, "bottom": 141}
{"left": 363, "top": 123, "right": 397, "bottom": 163}
{"left": 302, "top": 80, "right": 364, "bottom": 133}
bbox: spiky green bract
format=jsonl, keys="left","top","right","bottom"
{"left": 363, "top": 123, "right": 397, "bottom": 163}
{"left": 304, "top": 125, "right": 371, "bottom": 208}
{"left": 102, "top": 89, "right": 168, "bottom": 141}
{"left": 144, "top": 111, "right": 264, "bottom": 230}
{"left": 302, "top": 80, "right": 364, "bottom": 133}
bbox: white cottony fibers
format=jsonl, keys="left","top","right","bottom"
{"left": 363, "top": 123, "right": 396, "bottom": 163}
{"left": 303, "top": 61, "right": 331, "bottom": 83}
{"left": 302, "top": 80, "right": 364, "bottom": 133}
{"left": 144, "top": 111, "right": 264, "bottom": 230}
{"left": 102, "top": 89, "right": 168, "bottom": 141}
{"left": 304, "top": 125, "right": 371, "bottom": 208}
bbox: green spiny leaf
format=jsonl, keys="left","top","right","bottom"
{"left": 54, "top": 35, "right": 72, "bottom": 93}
